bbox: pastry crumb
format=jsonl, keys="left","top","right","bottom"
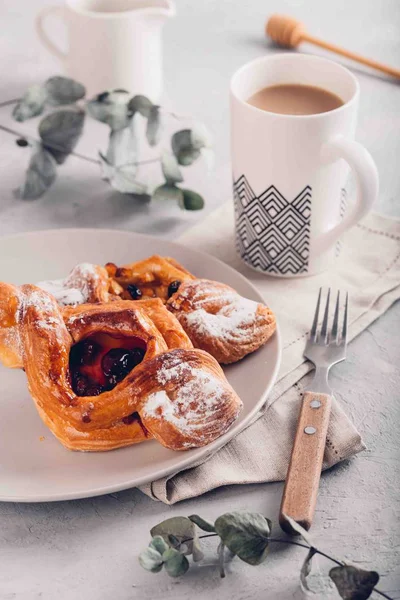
{"left": 39, "top": 436, "right": 45, "bottom": 442}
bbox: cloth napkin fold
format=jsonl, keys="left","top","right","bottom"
{"left": 140, "top": 206, "right": 400, "bottom": 504}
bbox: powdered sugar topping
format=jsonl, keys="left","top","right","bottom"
{"left": 37, "top": 263, "right": 100, "bottom": 307}
{"left": 142, "top": 366, "right": 227, "bottom": 440}
{"left": 182, "top": 282, "right": 260, "bottom": 342}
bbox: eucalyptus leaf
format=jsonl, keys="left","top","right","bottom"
{"left": 214, "top": 512, "right": 272, "bottom": 566}
{"left": 167, "top": 534, "right": 181, "bottom": 550}
{"left": 152, "top": 184, "right": 184, "bottom": 204}
{"left": 161, "top": 150, "right": 183, "bottom": 184}
{"left": 217, "top": 542, "right": 226, "bottom": 578}
{"left": 150, "top": 535, "right": 169, "bottom": 555}
{"left": 99, "top": 150, "right": 145, "bottom": 195}
{"left": 281, "top": 515, "right": 313, "bottom": 546}
{"left": 38, "top": 109, "right": 85, "bottom": 164}
{"left": 138, "top": 546, "right": 164, "bottom": 573}
{"left": 12, "top": 84, "right": 47, "bottom": 122}
{"left": 300, "top": 547, "right": 317, "bottom": 594}
{"left": 192, "top": 537, "right": 205, "bottom": 563}
{"left": 128, "top": 94, "right": 153, "bottom": 117}
{"left": 188, "top": 515, "right": 216, "bottom": 533}
{"left": 146, "top": 106, "right": 161, "bottom": 146}
{"left": 86, "top": 91, "right": 130, "bottom": 131}
{"left": 98, "top": 152, "right": 114, "bottom": 180}
{"left": 162, "top": 549, "right": 189, "bottom": 578}
{"left": 329, "top": 566, "right": 379, "bottom": 600}
{"left": 45, "top": 76, "right": 85, "bottom": 106}
{"left": 171, "top": 129, "right": 201, "bottom": 166}
{"left": 151, "top": 517, "right": 195, "bottom": 556}
{"left": 110, "top": 167, "right": 147, "bottom": 194}
{"left": 190, "top": 123, "right": 213, "bottom": 150}
{"left": 18, "top": 144, "right": 57, "bottom": 199}
{"left": 105, "top": 120, "right": 137, "bottom": 168}
{"left": 180, "top": 188, "right": 204, "bottom": 210}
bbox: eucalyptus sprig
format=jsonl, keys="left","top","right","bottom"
{"left": 10, "top": 76, "right": 212, "bottom": 209}
{"left": 139, "top": 511, "right": 393, "bottom": 600}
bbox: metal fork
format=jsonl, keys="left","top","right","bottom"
{"left": 279, "top": 288, "right": 349, "bottom": 535}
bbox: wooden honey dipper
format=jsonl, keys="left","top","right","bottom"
{"left": 266, "top": 15, "right": 400, "bottom": 79}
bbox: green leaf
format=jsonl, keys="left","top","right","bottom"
{"left": 167, "top": 534, "right": 181, "bottom": 549}
{"left": 18, "top": 143, "right": 57, "bottom": 199}
{"left": 300, "top": 547, "right": 317, "bottom": 594}
{"left": 146, "top": 106, "right": 161, "bottom": 146}
{"left": 45, "top": 76, "right": 85, "bottom": 105}
{"left": 151, "top": 517, "right": 195, "bottom": 556}
{"left": 171, "top": 129, "right": 201, "bottom": 166}
{"left": 162, "top": 548, "right": 189, "bottom": 578}
{"left": 190, "top": 123, "right": 213, "bottom": 150}
{"left": 161, "top": 150, "right": 183, "bottom": 184}
{"left": 150, "top": 535, "right": 169, "bottom": 555}
{"left": 99, "top": 152, "right": 146, "bottom": 195}
{"left": 110, "top": 168, "right": 147, "bottom": 194}
{"left": 188, "top": 515, "right": 216, "bottom": 533}
{"left": 217, "top": 542, "right": 226, "bottom": 578}
{"left": 12, "top": 84, "right": 47, "bottom": 122}
{"left": 329, "top": 566, "right": 379, "bottom": 600}
{"left": 99, "top": 152, "right": 114, "bottom": 180}
{"left": 152, "top": 184, "right": 184, "bottom": 204}
{"left": 214, "top": 512, "right": 272, "bottom": 566}
{"left": 138, "top": 546, "right": 163, "bottom": 573}
{"left": 105, "top": 121, "right": 137, "bottom": 168}
{"left": 180, "top": 189, "right": 204, "bottom": 210}
{"left": 86, "top": 90, "right": 130, "bottom": 131}
{"left": 38, "top": 109, "right": 85, "bottom": 164}
{"left": 128, "top": 94, "right": 153, "bottom": 117}
{"left": 192, "top": 537, "right": 204, "bottom": 563}
{"left": 281, "top": 514, "right": 313, "bottom": 545}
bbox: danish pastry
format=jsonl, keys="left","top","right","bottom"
{"left": 167, "top": 279, "right": 276, "bottom": 364}
{"left": 104, "top": 254, "right": 276, "bottom": 364}
{"left": 37, "top": 262, "right": 122, "bottom": 306}
{"left": 106, "top": 255, "right": 195, "bottom": 302}
{"left": 0, "top": 283, "right": 242, "bottom": 451}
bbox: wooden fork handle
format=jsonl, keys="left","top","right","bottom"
{"left": 279, "top": 391, "right": 332, "bottom": 535}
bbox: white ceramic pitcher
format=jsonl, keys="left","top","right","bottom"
{"left": 36, "top": 0, "right": 175, "bottom": 100}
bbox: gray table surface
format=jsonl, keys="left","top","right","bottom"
{"left": 0, "top": 1, "right": 399, "bottom": 598}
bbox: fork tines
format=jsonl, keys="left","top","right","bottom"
{"left": 310, "top": 287, "right": 348, "bottom": 346}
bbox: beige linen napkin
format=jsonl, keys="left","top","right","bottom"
{"left": 140, "top": 206, "right": 400, "bottom": 504}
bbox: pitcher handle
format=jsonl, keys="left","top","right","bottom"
{"left": 314, "top": 136, "right": 379, "bottom": 255}
{"left": 36, "top": 6, "right": 68, "bottom": 61}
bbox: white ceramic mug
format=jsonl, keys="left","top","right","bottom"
{"left": 36, "top": 0, "right": 175, "bottom": 100}
{"left": 230, "top": 54, "right": 379, "bottom": 277}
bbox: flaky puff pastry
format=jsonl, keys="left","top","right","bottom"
{"left": 63, "top": 298, "right": 193, "bottom": 352}
{"left": 167, "top": 279, "right": 276, "bottom": 364}
{"left": 106, "top": 255, "right": 195, "bottom": 302}
{"left": 0, "top": 283, "right": 241, "bottom": 451}
{"left": 37, "top": 262, "right": 123, "bottom": 305}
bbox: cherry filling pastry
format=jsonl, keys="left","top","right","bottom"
{"left": 69, "top": 333, "right": 146, "bottom": 397}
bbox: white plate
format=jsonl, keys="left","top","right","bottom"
{"left": 0, "top": 229, "right": 281, "bottom": 502}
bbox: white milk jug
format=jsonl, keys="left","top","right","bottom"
{"left": 36, "top": 0, "right": 175, "bottom": 100}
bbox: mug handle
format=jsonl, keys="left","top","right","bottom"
{"left": 314, "top": 136, "right": 379, "bottom": 255}
{"left": 36, "top": 6, "right": 68, "bottom": 61}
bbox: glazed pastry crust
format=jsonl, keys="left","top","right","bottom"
{"left": 167, "top": 279, "right": 276, "bottom": 364}
{"left": 106, "top": 255, "right": 195, "bottom": 302}
{"left": 0, "top": 283, "right": 241, "bottom": 451}
{"left": 63, "top": 298, "right": 193, "bottom": 351}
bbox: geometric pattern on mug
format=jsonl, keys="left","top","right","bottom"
{"left": 233, "top": 175, "right": 311, "bottom": 275}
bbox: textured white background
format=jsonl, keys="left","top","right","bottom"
{"left": 0, "top": 0, "right": 399, "bottom": 598}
